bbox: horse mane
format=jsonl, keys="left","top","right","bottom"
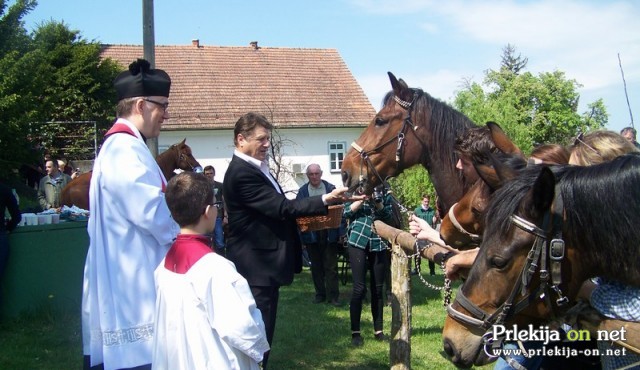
{"left": 486, "top": 153, "right": 640, "bottom": 284}
{"left": 412, "top": 91, "right": 476, "bottom": 174}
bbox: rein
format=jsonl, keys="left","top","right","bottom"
{"left": 446, "top": 189, "right": 568, "bottom": 339}
{"left": 349, "top": 89, "right": 423, "bottom": 192}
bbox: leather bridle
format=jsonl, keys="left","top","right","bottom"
{"left": 172, "top": 144, "right": 203, "bottom": 173}
{"left": 446, "top": 190, "right": 568, "bottom": 336}
{"left": 349, "top": 89, "right": 424, "bottom": 193}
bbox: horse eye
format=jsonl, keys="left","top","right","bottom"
{"left": 375, "top": 117, "right": 388, "bottom": 126}
{"left": 490, "top": 256, "right": 508, "bottom": 269}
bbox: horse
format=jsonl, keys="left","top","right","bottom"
{"left": 340, "top": 72, "right": 477, "bottom": 215}
{"left": 441, "top": 153, "right": 640, "bottom": 368}
{"left": 60, "top": 139, "right": 202, "bottom": 210}
{"left": 439, "top": 122, "right": 525, "bottom": 249}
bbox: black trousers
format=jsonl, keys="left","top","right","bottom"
{"left": 348, "top": 246, "right": 386, "bottom": 333}
{"left": 250, "top": 284, "right": 280, "bottom": 370}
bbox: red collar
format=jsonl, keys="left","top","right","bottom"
{"left": 164, "top": 234, "right": 212, "bottom": 273}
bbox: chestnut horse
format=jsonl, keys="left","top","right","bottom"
{"left": 60, "top": 139, "right": 202, "bottom": 210}
{"left": 439, "top": 122, "right": 525, "bottom": 249}
{"left": 442, "top": 154, "right": 640, "bottom": 367}
{"left": 341, "top": 72, "right": 477, "bottom": 215}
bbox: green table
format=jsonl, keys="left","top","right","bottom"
{"left": 2, "top": 220, "right": 88, "bottom": 318}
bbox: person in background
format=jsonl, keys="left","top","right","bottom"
{"left": 620, "top": 126, "right": 640, "bottom": 149}
{"left": 0, "top": 183, "right": 20, "bottom": 315}
{"left": 153, "top": 172, "right": 269, "bottom": 370}
{"left": 571, "top": 130, "right": 638, "bottom": 166}
{"left": 223, "top": 112, "right": 358, "bottom": 369}
{"left": 82, "top": 59, "right": 179, "bottom": 370}
{"left": 528, "top": 143, "right": 569, "bottom": 165}
{"left": 38, "top": 157, "right": 72, "bottom": 211}
{"left": 203, "top": 165, "right": 226, "bottom": 255}
{"left": 296, "top": 163, "right": 342, "bottom": 306}
{"left": 413, "top": 194, "right": 437, "bottom": 275}
{"left": 343, "top": 187, "right": 394, "bottom": 347}
{"left": 454, "top": 126, "right": 499, "bottom": 187}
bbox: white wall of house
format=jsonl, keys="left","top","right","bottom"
{"left": 159, "top": 126, "right": 366, "bottom": 197}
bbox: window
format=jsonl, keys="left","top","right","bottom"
{"left": 328, "top": 142, "right": 346, "bottom": 172}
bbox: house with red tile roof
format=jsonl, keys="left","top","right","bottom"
{"left": 100, "top": 40, "right": 375, "bottom": 192}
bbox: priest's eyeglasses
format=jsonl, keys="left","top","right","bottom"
{"left": 144, "top": 98, "right": 169, "bottom": 112}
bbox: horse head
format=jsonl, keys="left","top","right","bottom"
{"left": 158, "top": 139, "right": 203, "bottom": 180}
{"left": 341, "top": 72, "right": 475, "bottom": 212}
{"left": 442, "top": 166, "right": 559, "bottom": 367}
{"left": 341, "top": 72, "right": 426, "bottom": 195}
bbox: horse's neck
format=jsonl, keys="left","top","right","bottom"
{"left": 156, "top": 149, "right": 177, "bottom": 180}
{"left": 423, "top": 161, "right": 467, "bottom": 214}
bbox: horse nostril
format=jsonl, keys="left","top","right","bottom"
{"left": 341, "top": 170, "right": 350, "bottom": 185}
{"left": 443, "top": 338, "right": 455, "bottom": 358}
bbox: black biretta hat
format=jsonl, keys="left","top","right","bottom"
{"left": 114, "top": 59, "right": 171, "bottom": 100}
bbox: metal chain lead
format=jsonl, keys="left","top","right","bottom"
{"left": 370, "top": 196, "right": 453, "bottom": 307}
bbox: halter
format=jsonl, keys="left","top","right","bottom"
{"left": 446, "top": 189, "right": 568, "bottom": 336}
{"left": 349, "top": 89, "right": 423, "bottom": 192}
{"left": 447, "top": 202, "right": 482, "bottom": 244}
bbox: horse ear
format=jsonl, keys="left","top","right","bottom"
{"left": 388, "top": 72, "right": 409, "bottom": 97}
{"left": 487, "top": 122, "right": 522, "bottom": 156}
{"left": 475, "top": 164, "right": 502, "bottom": 191}
{"left": 388, "top": 72, "right": 400, "bottom": 93}
{"left": 530, "top": 167, "right": 555, "bottom": 217}
{"left": 180, "top": 138, "right": 186, "bottom": 145}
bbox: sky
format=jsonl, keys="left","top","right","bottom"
{"left": 23, "top": 0, "right": 640, "bottom": 134}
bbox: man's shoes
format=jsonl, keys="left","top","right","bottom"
{"left": 328, "top": 299, "right": 343, "bottom": 307}
{"left": 351, "top": 334, "right": 363, "bottom": 346}
{"left": 313, "top": 296, "right": 325, "bottom": 304}
{"left": 374, "top": 332, "right": 388, "bottom": 341}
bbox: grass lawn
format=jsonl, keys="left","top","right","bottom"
{"left": 0, "top": 264, "right": 493, "bottom": 369}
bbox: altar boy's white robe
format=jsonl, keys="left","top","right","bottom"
{"left": 152, "top": 235, "right": 269, "bottom": 370}
{"left": 81, "top": 118, "right": 179, "bottom": 369}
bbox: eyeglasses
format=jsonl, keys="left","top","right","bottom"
{"left": 573, "top": 132, "right": 601, "bottom": 156}
{"left": 144, "top": 98, "right": 169, "bottom": 112}
{"left": 204, "top": 201, "right": 223, "bottom": 214}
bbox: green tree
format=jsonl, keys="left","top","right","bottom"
{"left": 0, "top": 3, "right": 121, "bottom": 179}
{"left": 28, "top": 20, "right": 120, "bottom": 160}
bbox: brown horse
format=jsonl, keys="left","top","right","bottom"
{"left": 439, "top": 122, "right": 525, "bottom": 249}
{"left": 60, "top": 139, "right": 202, "bottom": 210}
{"left": 441, "top": 154, "right": 640, "bottom": 367}
{"left": 340, "top": 72, "right": 477, "bottom": 215}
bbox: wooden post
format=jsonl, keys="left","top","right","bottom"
{"left": 390, "top": 240, "right": 411, "bottom": 369}
{"left": 373, "top": 220, "right": 455, "bottom": 370}
{"left": 142, "top": 0, "right": 159, "bottom": 157}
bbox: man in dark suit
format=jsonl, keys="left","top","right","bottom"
{"left": 223, "top": 112, "right": 360, "bottom": 369}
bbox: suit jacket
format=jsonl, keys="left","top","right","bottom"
{"left": 223, "top": 155, "right": 328, "bottom": 287}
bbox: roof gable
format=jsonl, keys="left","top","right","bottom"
{"left": 100, "top": 43, "right": 375, "bottom": 130}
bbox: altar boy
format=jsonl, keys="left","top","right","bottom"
{"left": 153, "top": 172, "right": 269, "bottom": 369}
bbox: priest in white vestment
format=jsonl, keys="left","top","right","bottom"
{"left": 81, "top": 59, "right": 179, "bottom": 370}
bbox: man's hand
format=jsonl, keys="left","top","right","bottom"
{"left": 324, "top": 187, "right": 367, "bottom": 204}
